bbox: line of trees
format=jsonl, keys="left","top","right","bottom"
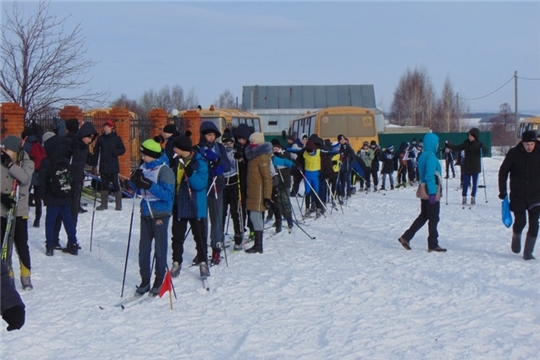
{"left": 389, "top": 66, "right": 469, "bottom": 132}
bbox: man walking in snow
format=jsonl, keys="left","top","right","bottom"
{"left": 498, "top": 130, "right": 540, "bottom": 260}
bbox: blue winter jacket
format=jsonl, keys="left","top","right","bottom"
{"left": 175, "top": 152, "right": 208, "bottom": 219}
{"left": 138, "top": 156, "right": 175, "bottom": 218}
{"left": 418, "top": 133, "right": 442, "bottom": 196}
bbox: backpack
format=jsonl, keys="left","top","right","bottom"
{"left": 29, "top": 142, "right": 46, "bottom": 171}
{"left": 48, "top": 157, "right": 73, "bottom": 198}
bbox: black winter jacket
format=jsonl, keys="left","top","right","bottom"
{"left": 498, "top": 142, "right": 540, "bottom": 213}
{"left": 446, "top": 128, "right": 487, "bottom": 175}
{"left": 94, "top": 131, "right": 126, "bottom": 173}
{"left": 40, "top": 135, "right": 72, "bottom": 207}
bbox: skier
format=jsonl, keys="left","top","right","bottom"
{"left": 369, "top": 140, "right": 381, "bottom": 191}
{"left": 169, "top": 134, "right": 209, "bottom": 278}
{"left": 398, "top": 132, "right": 446, "bottom": 252}
{"left": 130, "top": 138, "right": 175, "bottom": 296}
{"left": 446, "top": 128, "right": 487, "bottom": 206}
{"left": 195, "top": 121, "right": 231, "bottom": 265}
{"left": 498, "top": 130, "right": 540, "bottom": 260}
{"left": 396, "top": 142, "right": 409, "bottom": 188}
{"left": 93, "top": 120, "right": 126, "bottom": 211}
{"left": 221, "top": 131, "right": 243, "bottom": 245}
{"left": 244, "top": 132, "right": 273, "bottom": 253}
{"left": 39, "top": 134, "right": 80, "bottom": 257}
{"left": 357, "top": 141, "right": 374, "bottom": 191}
{"left": 162, "top": 123, "right": 180, "bottom": 167}
{"left": 1, "top": 135, "right": 34, "bottom": 290}
{"left": 379, "top": 145, "right": 397, "bottom": 190}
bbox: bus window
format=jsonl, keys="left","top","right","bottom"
{"left": 308, "top": 115, "right": 316, "bottom": 135}
{"left": 251, "top": 118, "right": 261, "bottom": 132}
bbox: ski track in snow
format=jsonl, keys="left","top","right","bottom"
{"left": 3, "top": 157, "right": 540, "bottom": 359}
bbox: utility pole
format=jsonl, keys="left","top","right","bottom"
{"left": 515, "top": 71, "right": 519, "bottom": 138}
{"left": 456, "top": 93, "right": 461, "bottom": 132}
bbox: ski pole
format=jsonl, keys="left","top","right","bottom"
{"left": 281, "top": 189, "right": 316, "bottom": 240}
{"left": 89, "top": 174, "right": 99, "bottom": 252}
{"left": 480, "top": 148, "right": 488, "bottom": 203}
{"left": 445, "top": 173, "right": 449, "bottom": 206}
{"left": 120, "top": 190, "right": 137, "bottom": 297}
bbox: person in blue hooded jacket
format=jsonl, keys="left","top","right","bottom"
{"left": 398, "top": 133, "right": 446, "bottom": 252}
{"left": 169, "top": 134, "right": 209, "bottom": 278}
{"left": 195, "top": 121, "right": 231, "bottom": 265}
{"left": 130, "top": 138, "right": 175, "bottom": 296}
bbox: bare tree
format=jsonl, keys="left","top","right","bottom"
{"left": 110, "top": 94, "right": 145, "bottom": 118}
{"left": 390, "top": 66, "right": 434, "bottom": 127}
{"left": 215, "top": 89, "right": 236, "bottom": 109}
{"left": 0, "top": 0, "right": 106, "bottom": 119}
{"left": 434, "top": 77, "right": 459, "bottom": 132}
{"left": 489, "top": 103, "right": 517, "bottom": 152}
{"left": 184, "top": 87, "right": 199, "bottom": 109}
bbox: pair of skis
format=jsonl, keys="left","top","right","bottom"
{"left": 1, "top": 165, "right": 21, "bottom": 283}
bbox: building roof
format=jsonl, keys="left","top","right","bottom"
{"left": 242, "top": 85, "right": 376, "bottom": 110}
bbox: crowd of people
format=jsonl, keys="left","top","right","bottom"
{"left": 2, "top": 119, "right": 540, "bottom": 331}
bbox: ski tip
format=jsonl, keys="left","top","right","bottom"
{"left": 120, "top": 305, "right": 126, "bottom": 310}
{"left": 98, "top": 306, "right": 105, "bottom": 310}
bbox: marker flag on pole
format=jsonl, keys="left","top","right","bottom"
{"left": 158, "top": 270, "right": 172, "bottom": 298}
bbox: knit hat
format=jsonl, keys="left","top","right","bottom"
{"left": 65, "top": 118, "right": 79, "bottom": 133}
{"left": 337, "top": 134, "right": 347, "bottom": 142}
{"left": 173, "top": 134, "right": 192, "bottom": 152}
{"left": 1, "top": 135, "right": 21, "bottom": 153}
{"left": 221, "top": 131, "right": 234, "bottom": 143}
{"left": 42, "top": 132, "right": 55, "bottom": 144}
{"left": 305, "top": 140, "right": 316, "bottom": 152}
{"left": 271, "top": 139, "right": 282, "bottom": 148}
{"left": 140, "top": 139, "right": 162, "bottom": 159}
{"left": 363, "top": 141, "right": 369, "bottom": 147}
{"left": 249, "top": 132, "right": 265, "bottom": 145}
{"left": 387, "top": 145, "right": 394, "bottom": 151}
{"left": 370, "top": 140, "right": 377, "bottom": 146}
{"left": 522, "top": 130, "right": 537, "bottom": 142}
{"left": 163, "top": 124, "right": 177, "bottom": 135}
{"left": 104, "top": 120, "right": 114, "bottom": 128}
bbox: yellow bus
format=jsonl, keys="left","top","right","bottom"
{"left": 518, "top": 116, "right": 540, "bottom": 139}
{"left": 176, "top": 106, "right": 262, "bottom": 145}
{"left": 288, "top": 106, "right": 378, "bottom": 151}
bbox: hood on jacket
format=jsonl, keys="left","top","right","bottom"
{"left": 44, "top": 135, "right": 64, "bottom": 156}
{"left": 422, "top": 133, "right": 439, "bottom": 154}
{"left": 245, "top": 142, "right": 273, "bottom": 161}
{"left": 469, "top": 127, "right": 480, "bottom": 140}
{"left": 200, "top": 121, "right": 221, "bottom": 139}
{"left": 234, "top": 123, "right": 251, "bottom": 141}
{"left": 399, "top": 141, "right": 409, "bottom": 151}
{"left": 65, "top": 119, "right": 80, "bottom": 133}
{"left": 75, "top": 121, "right": 98, "bottom": 141}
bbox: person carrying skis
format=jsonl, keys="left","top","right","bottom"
{"left": 244, "top": 132, "right": 273, "bottom": 254}
{"left": 446, "top": 127, "right": 487, "bottom": 206}
{"left": 1, "top": 135, "right": 35, "bottom": 290}
{"left": 498, "top": 130, "right": 540, "bottom": 260}
{"left": 196, "top": 121, "right": 231, "bottom": 266}
{"left": 130, "top": 139, "right": 175, "bottom": 296}
{"left": 398, "top": 132, "right": 446, "bottom": 252}
{"left": 169, "top": 134, "right": 209, "bottom": 278}
{"left": 39, "top": 134, "right": 80, "bottom": 257}
{"left": 94, "top": 120, "right": 126, "bottom": 211}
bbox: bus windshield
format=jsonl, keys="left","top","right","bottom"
{"left": 319, "top": 114, "right": 376, "bottom": 138}
{"left": 200, "top": 117, "right": 226, "bottom": 132}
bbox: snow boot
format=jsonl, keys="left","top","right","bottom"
{"left": 45, "top": 246, "right": 54, "bottom": 257}
{"left": 462, "top": 196, "right": 467, "bottom": 205}
{"left": 275, "top": 218, "right": 282, "bottom": 233}
{"left": 470, "top": 197, "right": 476, "bottom": 206}
{"left": 245, "top": 231, "right": 263, "bottom": 254}
{"left": 199, "top": 262, "right": 210, "bottom": 279}
{"left": 115, "top": 191, "right": 122, "bottom": 211}
{"left": 149, "top": 277, "right": 163, "bottom": 296}
{"left": 136, "top": 277, "right": 150, "bottom": 295}
{"left": 96, "top": 191, "right": 108, "bottom": 210}
{"left": 171, "top": 261, "right": 181, "bottom": 278}
{"left": 192, "top": 254, "right": 203, "bottom": 266}
{"left": 20, "top": 265, "right": 33, "bottom": 290}
{"left": 287, "top": 218, "right": 294, "bottom": 229}
{"left": 511, "top": 232, "right": 521, "bottom": 254}
{"left": 398, "top": 237, "right": 411, "bottom": 250}
{"left": 33, "top": 219, "right": 40, "bottom": 228}
{"left": 428, "top": 246, "right": 447, "bottom": 252}
{"left": 62, "top": 242, "right": 79, "bottom": 255}
{"left": 523, "top": 235, "right": 537, "bottom": 260}
{"left": 211, "top": 249, "right": 221, "bottom": 265}
{"left": 233, "top": 234, "right": 244, "bottom": 250}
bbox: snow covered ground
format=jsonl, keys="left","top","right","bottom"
{"left": 2, "top": 156, "right": 540, "bottom": 359}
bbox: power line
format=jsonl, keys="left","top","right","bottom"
{"left": 517, "top": 76, "right": 540, "bottom": 81}
{"left": 458, "top": 76, "right": 514, "bottom": 101}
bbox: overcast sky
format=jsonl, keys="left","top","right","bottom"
{"left": 4, "top": 1, "right": 540, "bottom": 114}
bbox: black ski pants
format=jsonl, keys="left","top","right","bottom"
{"left": 171, "top": 216, "right": 207, "bottom": 265}
{"left": 1, "top": 216, "right": 31, "bottom": 271}
{"left": 513, "top": 206, "right": 540, "bottom": 238}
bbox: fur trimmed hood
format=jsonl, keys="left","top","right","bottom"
{"left": 245, "top": 142, "right": 273, "bottom": 161}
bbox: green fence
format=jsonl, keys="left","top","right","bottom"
{"left": 379, "top": 132, "right": 492, "bottom": 158}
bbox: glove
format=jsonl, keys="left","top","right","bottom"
{"left": 1, "top": 193, "right": 16, "bottom": 209}
{"left": 498, "top": 192, "right": 507, "bottom": 200}
{"left": 205, "top": 148, "right": 219, "bottom": 163}
{"left": 428, "top": 194, "right": 437, "bottom": 205}
{"left": 263, "top": 198, "right": 273, "bottom": 209}
{"left": 1, "top": 151, "right": 13, "bottom": 168}
{"left": 184, "top": 165, "right": 194, "bottom": 178}
{"left": 2, "top": 305, "right": 25, "bottom": 331}
{"left": 213, "top": 165, "right": 224, "bottom": 176}
{"left": 130, "top": 169, "right": 143, "bottom": 183}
